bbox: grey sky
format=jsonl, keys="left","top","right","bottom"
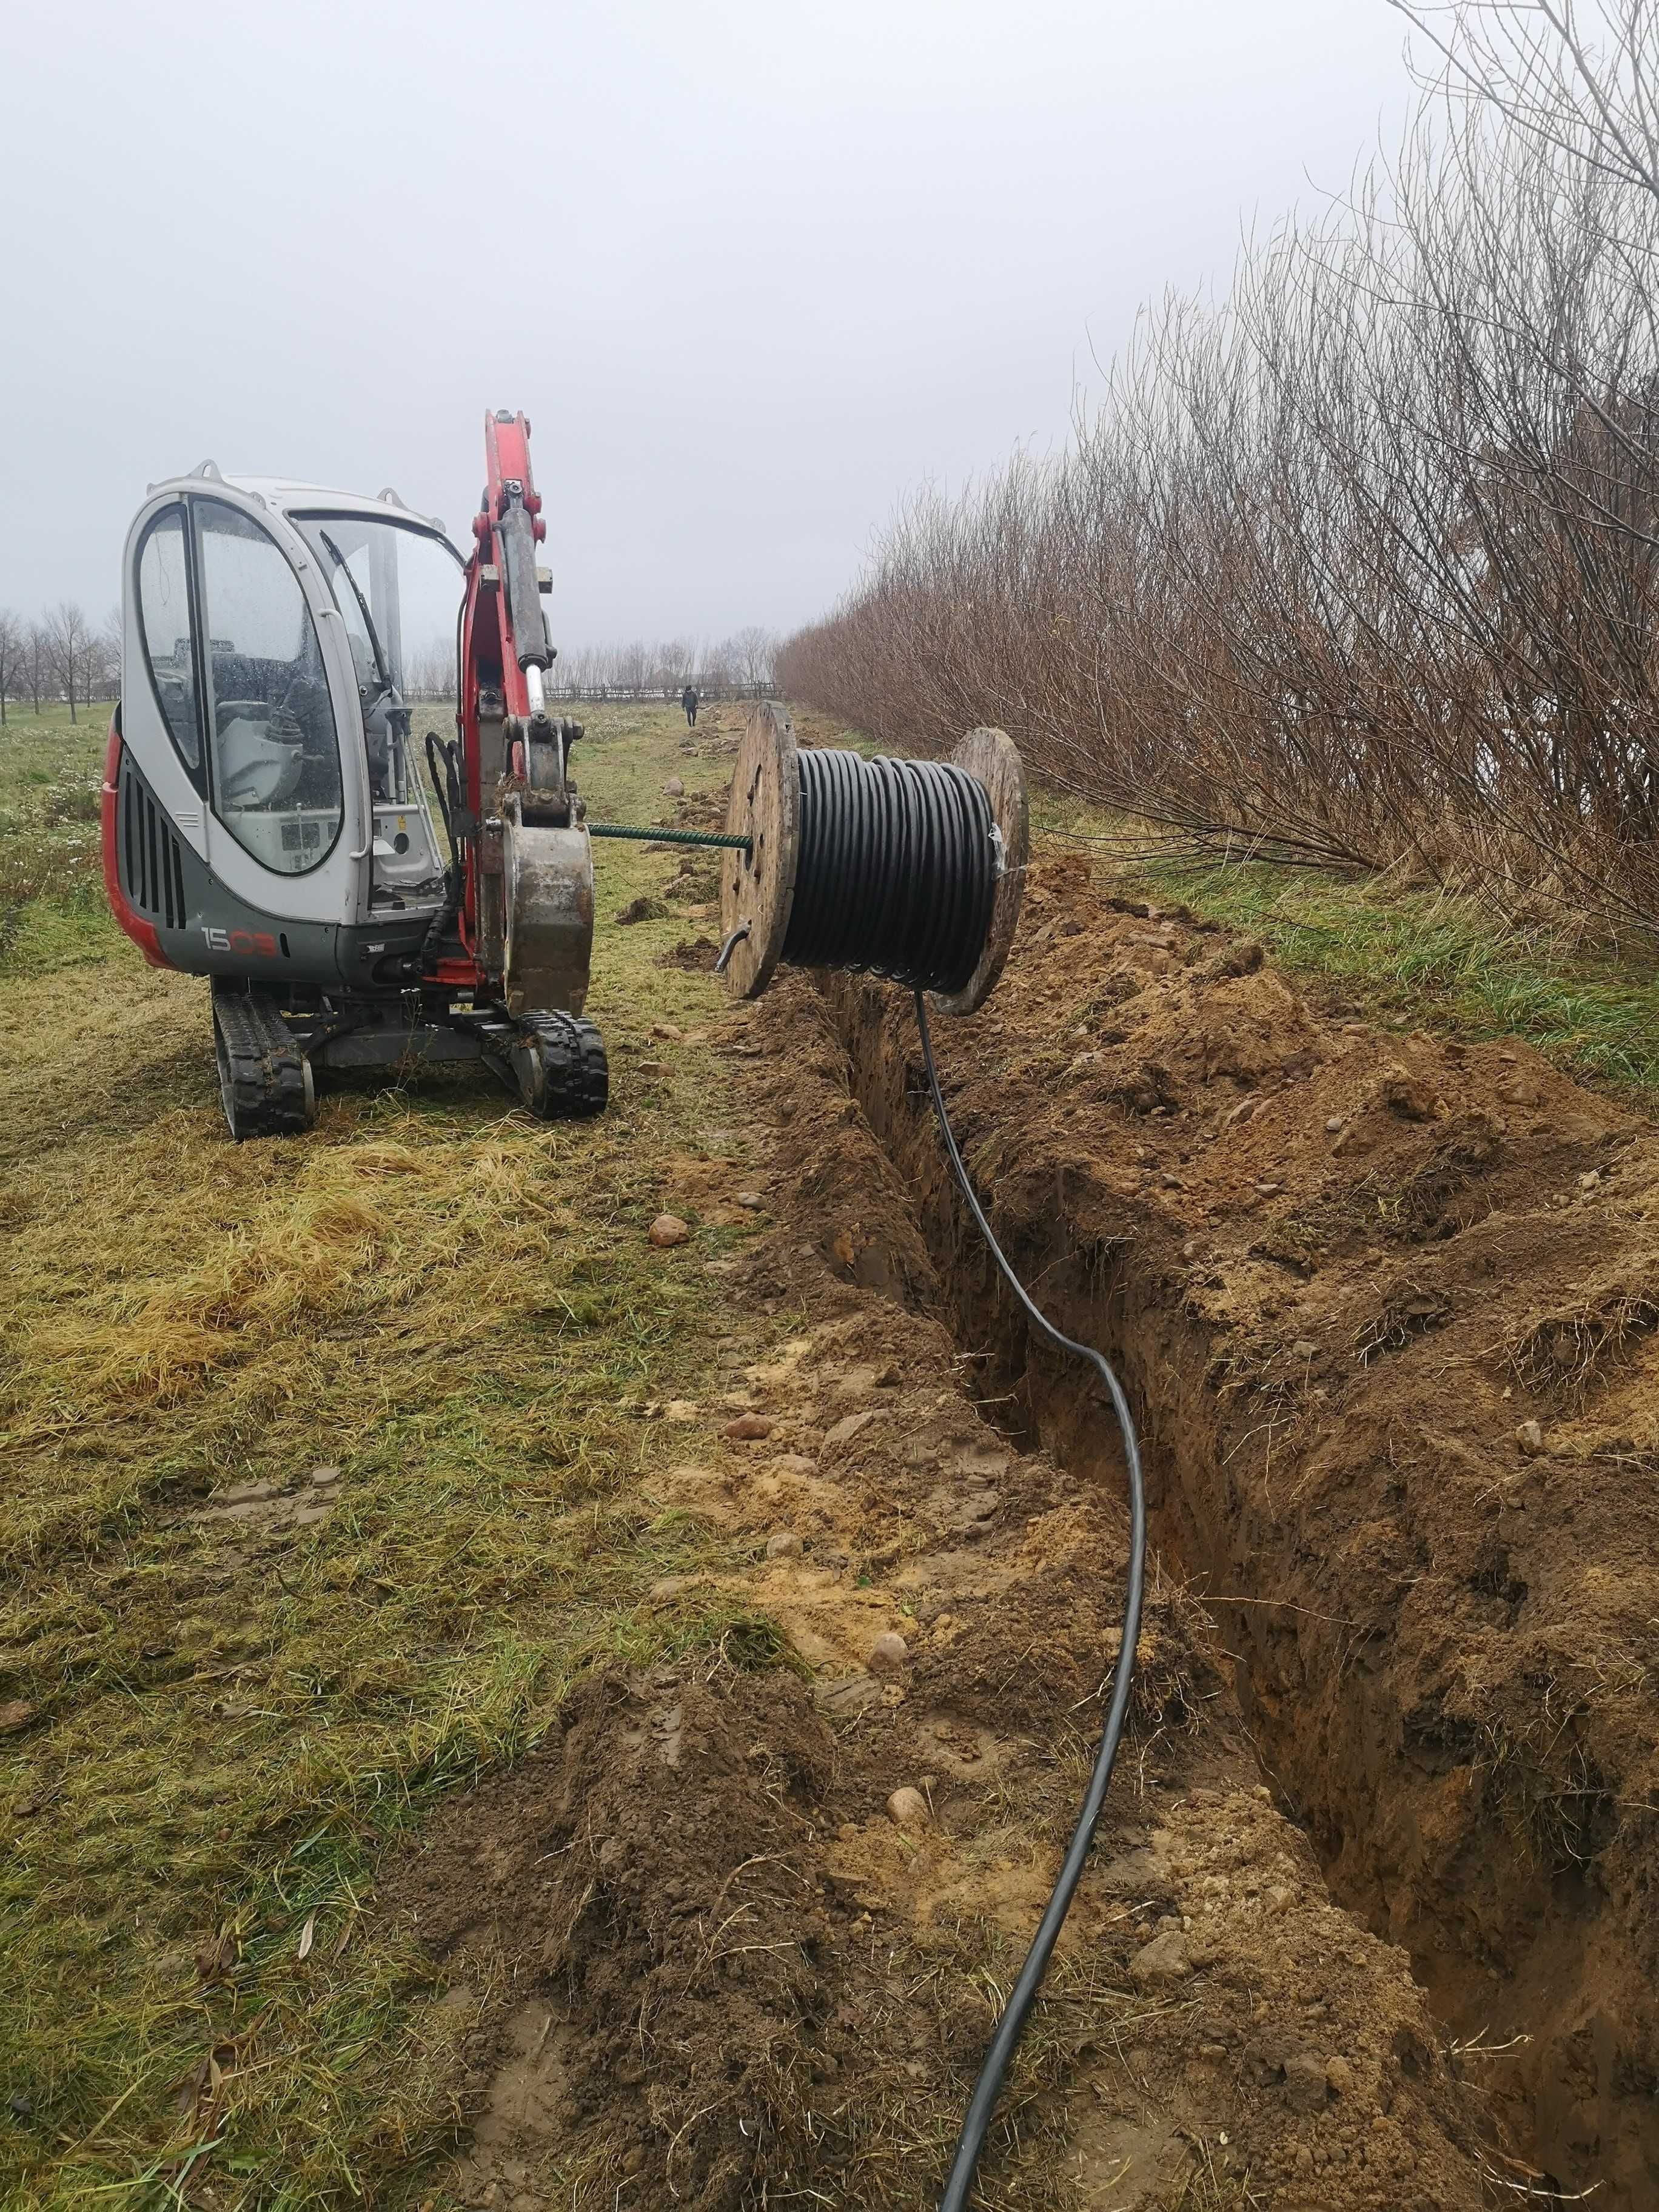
{"left": 1, "top": 1, "right": 1410, "bottom": 646}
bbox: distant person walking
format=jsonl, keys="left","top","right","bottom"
{"left": 681, "top": 684, "right": 699, "bottom": 728}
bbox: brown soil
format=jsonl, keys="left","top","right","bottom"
{"left": 819, "top": 855, "right": 1659, "bottom": 2208}
{"left": 380, "top": 953, "right": 1497, "bottom": 2209}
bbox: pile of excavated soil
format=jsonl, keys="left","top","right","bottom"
{"left": 819, "top": 852, "right": 1659, "bottom": 2208}
{"left": 383, "top": 969, "right": 1493, "bottom": 2210}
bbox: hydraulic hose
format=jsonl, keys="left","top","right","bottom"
{"left": 421, "top": 730, "right": 466, "bottom": 970}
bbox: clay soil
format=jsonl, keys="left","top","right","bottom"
{"left": 381, "top": 885, "right": 1527, "bottom": 2208}
{"left": 820, "top": 856, "right": 1659, "bottom": 2208}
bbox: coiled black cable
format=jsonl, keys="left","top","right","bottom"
{"left": 913, "top": 992, "right": 1147, "bottom": 2212}
{"left": 782, "top": 751, "right": 999, "bottom": 996}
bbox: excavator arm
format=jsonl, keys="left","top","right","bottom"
{"left": 443, "top": 410, "right": 595, "bottom": 1019}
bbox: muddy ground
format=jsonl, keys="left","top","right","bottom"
{"left": 380, "top": 813, "right": 1618, "bottom": 2207}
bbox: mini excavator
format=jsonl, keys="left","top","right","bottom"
{"left": 102, "top": 411, "right": 606, "bottom": 1137}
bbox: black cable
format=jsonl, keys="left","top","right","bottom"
{"left": 913, "top": 991, "right": 1147, "bottom": 2212}
{"left": 782, "top": 751, "right": 997, "bottom": 996}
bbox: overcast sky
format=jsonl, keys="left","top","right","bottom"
{"left": 1, "top": 1, "right": 1412, "bottom": 648}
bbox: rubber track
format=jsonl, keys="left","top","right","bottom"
{"left": 212, "top": 984, "right": 311, "bottom": 1140}
{"left": 517, "top": 1011, "right": 608, "bottom": 1119}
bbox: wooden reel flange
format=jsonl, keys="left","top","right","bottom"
{"left": 930, "top": 725, "right": 1028, "bottom": 1016}
{"left": 718, "top": 705, "right": 1028, "bottom": 1016}
{"left": 719, "top": 700, "right": 801, "bottom": 999}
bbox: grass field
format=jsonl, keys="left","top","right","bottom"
{"left": 0, "top": 703, "right": 114, "bottom": 974}
{"left": 0, "top": 702, "right": 794, "bottom": 2209}
{"left": 6, "top": 695, "right": 1658, "bottom": 2208}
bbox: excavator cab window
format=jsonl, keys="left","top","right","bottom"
{"left": 195, "top": 500, "right": 343, "bottom": 876}
{"left": 293, "top": 513, "right": 459, "bottom": 903}
{"left": 135, "top": 506, "right": 203, "bottom": 777}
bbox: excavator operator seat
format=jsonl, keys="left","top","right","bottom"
{"left": 216, "top": 706, "right": 306, "bottom": 809}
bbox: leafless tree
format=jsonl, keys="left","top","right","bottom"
{"left": 723, "top": 625, "right": 777, "bottom": 695}
{"left": 402, "top": 640, "right": 455, "bottom": 700}
{"left": 93, "top": 607, "right": 122, "bottom": 702}
{"left": 23, "top": 622, "right": 49, "bottom": 717}
{"left": 779, "top": 2, "right": 1659, "bottom": 934}
{"left": 0, "top": 610, "right": 21, "bottom": 726}
{"left": 44, "top": 603, "right": 98, "bottom": 723}
{"left": 1391, "top": 2, "right": 1659, "bottom": 204}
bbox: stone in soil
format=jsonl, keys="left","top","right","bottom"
{"left": 723, "top": 1413, "right": 774, "bottom": 1440}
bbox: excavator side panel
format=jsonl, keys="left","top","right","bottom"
{"left": 104, "top": 723, "right": 345, "bottom": 985}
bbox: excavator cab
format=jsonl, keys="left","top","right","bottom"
{"left": 113, "top": 467, "right": 464, "bottom": 960}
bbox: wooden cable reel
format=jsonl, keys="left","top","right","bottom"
{"left": 718, "top": 700, "right": 1028, "bottom": 1013}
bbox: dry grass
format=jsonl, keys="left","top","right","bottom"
{"left": 1507, "top": 1268, "right": 1659, "bottom": 1405}
{"left": 0, "top": 704, "right": 806, "bottom": 2210}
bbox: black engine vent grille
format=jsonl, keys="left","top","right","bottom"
{"left": 119, "top": 762, "right": 187, "bottom": 932}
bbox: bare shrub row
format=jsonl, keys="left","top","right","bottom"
{"left": 780, "top": 3, "right": 1659, "bottom": 936}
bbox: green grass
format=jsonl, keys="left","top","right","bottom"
{"left": 1028, "top": 785, "right": 1659, "bottom": 1104}
{"left": 0, "top": 702, "right": 117, "bottom": 974}
{"left": 0, "top": 702, "right": 800, "bottom": 2210}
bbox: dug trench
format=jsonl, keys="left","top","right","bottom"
{"left": 816, "top": 853, "right": 1659, "bottom": 2209}
{"left": 382, "top": 836, "right": 1509, "bottom": 2208}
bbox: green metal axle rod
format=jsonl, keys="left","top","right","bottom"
{"left": 585, "top": 822, "right": 752, "bottom": 854}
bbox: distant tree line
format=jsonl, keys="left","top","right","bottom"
{"left": 402, "top": 625, "right": 780, "bottom": 703}
{"left": 0, "top": 606, "right": 118, "bottom": 726}
{"left": 0, "top": 606, "right": 780, "bottom": 723}
{"left": 779, "top": 0, "right": 1659, "bottom": 939}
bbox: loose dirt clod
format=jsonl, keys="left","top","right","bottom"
{"left": 617, "top": 894, "right": 671, "bottom": 925}
{"left": 723, "top": 1412, "right": 773, "bottom": 1440}
{"left": 648, "top": 1212, "right": 691, "bottom": 1247}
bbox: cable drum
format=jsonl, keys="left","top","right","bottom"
{"left": 719, "top": 703, "right": 1028, "bottom": 1012}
